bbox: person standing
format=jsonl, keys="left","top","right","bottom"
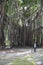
{"left": 34, "top": 42, "right": 37, "bottom": 52}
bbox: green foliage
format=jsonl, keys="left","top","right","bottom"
{"left": 5, "top": 0, "right": 40, "bottom": 18}
{"left": 4, "top": 27, "right": 10, "bottom": 46}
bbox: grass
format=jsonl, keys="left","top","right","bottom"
{"left": 11, "top": 55, "right": 37, "bottom": 65}
{"left": 11, "top": 59, "right": 35, "bottom": 65}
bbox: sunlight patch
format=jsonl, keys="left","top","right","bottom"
{"left": 36, "top": 61, "right": 42, "bottom": 65}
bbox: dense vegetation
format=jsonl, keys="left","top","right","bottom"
{"left": 0, "top": 0, "right": 43, "bottom": 49}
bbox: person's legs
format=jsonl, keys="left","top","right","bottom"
{"left": 34, "top": 47, "right": 36, "bottom": 52}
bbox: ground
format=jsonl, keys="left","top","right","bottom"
{"left": 0, "top": 48, "right": 43, "bottom": 65}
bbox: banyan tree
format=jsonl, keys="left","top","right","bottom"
{"left": 0, "top": 0, "right": 42, "bottom": 49}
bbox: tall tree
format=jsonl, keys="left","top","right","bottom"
{"left": 0, "top": 0, "right": 6, "bottom": 49}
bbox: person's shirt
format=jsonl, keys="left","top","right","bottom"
{"left": 34, "top": 43, "right": 36, "bottom": 48}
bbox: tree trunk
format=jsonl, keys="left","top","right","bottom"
{"left": 41, "top": 0, "right": 43, "bottom": 47}
{"left": 0, "top": 1, "right": 6, "bottom": 49}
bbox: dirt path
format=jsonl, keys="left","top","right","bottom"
{"left": 0, "top": 48, "right": 43, "bottom": 65}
